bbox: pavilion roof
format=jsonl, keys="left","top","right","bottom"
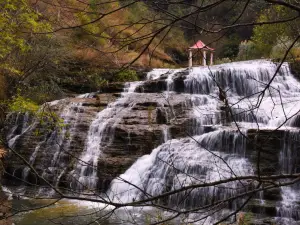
{"left": 189, "top": 40, "right": 214, "bottom": 51}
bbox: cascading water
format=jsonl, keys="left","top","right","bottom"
{"left": 7, "top": 113, "right": 32, "bottom": 149}
{"left": 69, "top": 81, "right": 144, "bottom": 191}
{"left": 276, "top": 130, "right": 300, "bottom": 223}
{"left": 108, "top": 130, "right": 251, "bottom": 206}
{"left": 5, "top": 60, "right": 300, "bottom": 224}
{"left": 6, "top": 95, "right": 90, "bottom": 189}
{"left": 108, "top": 60, "right": 300, "bottom": 223}
{"left": 37, "top": 98, "right": 89, "bottom": 194}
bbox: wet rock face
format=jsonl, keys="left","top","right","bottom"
{"left": 4, "top": 88, "right": 193, "bottom": 192}
{"left": 95, "top": 92, "right": 193, "bottom": 190}
{"left": 246, "top": 129, "right": 300, "bottom": 176}
{"left": 100, "top": 82, "right": 125, "bottom": 93}
{"left": 172, "top": 70, "right": 189, "bottom": 92}
{"left": 245, "top": 129, "right": 300, "bottom": 216}
{"left": 136, "top": 79, "right": 167, "bottom": 93}
{"left": 4, "top": 97, "right": 100, "bottom": 187}
{"left": 291, "top": 60, "right": 300, "bottom": 81}
{"left": 135, "top": 70, "right": 188, "bottom": 93}
{"left": 246, "top": 129, "right": 284, "bottom": 176}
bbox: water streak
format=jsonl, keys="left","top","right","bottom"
{"left": 69, "top": 81, "right": 143, "bottom": 191}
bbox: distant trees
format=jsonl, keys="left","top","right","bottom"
{"left": 0, "top": 0, "right": 51, "bottom": 88}
{"left": 252, "top": 5, "right": 300, "bottom": 59}
{"left": 0, "top": 0, "right": 53, "bottom": 127}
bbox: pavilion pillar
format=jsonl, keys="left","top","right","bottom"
{"left": 203, "top": 51, "right": 207, "bottom": 66}
{"left": 210, "top": 52, "right": 214, "bottom": 65}
{"left": 189, "top": 49, "right": 193, "bottom": 68}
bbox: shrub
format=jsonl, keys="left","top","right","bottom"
{"left": 215, "top": 57, "right": 232, "bottom": 65}
{"left": 291, "top": 47, "right": 300, "bottom": 60}
{"left": 236, "top": 40, "right": 260, "bottom": 61}
{"left": 113, "top": 69, "right": 138, "bottom": 82}
{"left": 9, "top": 93, "right": 39, "bottom": 114}
{"left": 87, "top": 73, "right": 108, "bottom": 89}
{"left": 270, "top": 37, "right": 300, "bottom": 60}
{"left": 222, "top": 43, "right": 239, "bottom": 59}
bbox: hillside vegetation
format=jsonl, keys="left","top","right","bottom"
{"left": 0, "top": 0, "right": 299, "bottom": 116}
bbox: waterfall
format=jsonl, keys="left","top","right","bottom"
{"left": 184, "top": 61, "right": 300, "bottom": 129}
{"left": 69, "top": 81, "right": 143, "bottom": 191}
{"left": 38, "top": 98, "right": 88, "bottom": 191}
{"left": 107, "top": 133, "right": 253, "bottom": 224}
{"left": 165, "top": 69, "right": 184, "bottom": 98}
{"left": 7, "top": 112, "right": 33, "bottom": 149}
{"left": 5, "top": 60, "right": 300, "bottom": 223}
{"left": 185, "top": 60, "right": 298, "bottom": 96}
{"left": 107, "top": 60, "right": 300, "bottom": 223}
{"left": 108, "top": 130, "right": 251, "bottom": 206}
{"left": 6, "top": 96, "right": 89, "bottom": 190}
{"left": 276, "top": 131, "right": 300, "bottom": 223}
{"left": 145, "top": 61, "right": 300, "bottom": 130}
{"left": 162, "top": 125, "right": 170, "bottom": 143}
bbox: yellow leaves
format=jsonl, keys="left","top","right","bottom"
{"left": 0, "top": 0, "right": 52, "bottom": 77}
{"left": 9, "top": 93, "right": 39, "bottom": 114}
{"left": 252, "top": 5, "right": 294, "bottom": 57}
{"left": 0, "top": 63, "right": 22, "bottom": 75}
{"left": 4, "top": 2, "right": 17, "bottom": 10}
{"left": 75, "top": 12, "right": 100, "bottom": 35}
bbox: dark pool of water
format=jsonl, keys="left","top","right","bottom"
{"left": 11, "top": 199, "right": 165, "bottom": 225}
{"left": 11, "top": 199, "right": 121, "bottom": 225}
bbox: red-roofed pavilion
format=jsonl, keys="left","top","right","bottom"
{"left": 188, "top": 40, "right": 214, "bottom": 68}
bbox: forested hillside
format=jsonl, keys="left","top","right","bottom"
{"left": 1, "top": 0, "right": 300, "bottom": 121}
